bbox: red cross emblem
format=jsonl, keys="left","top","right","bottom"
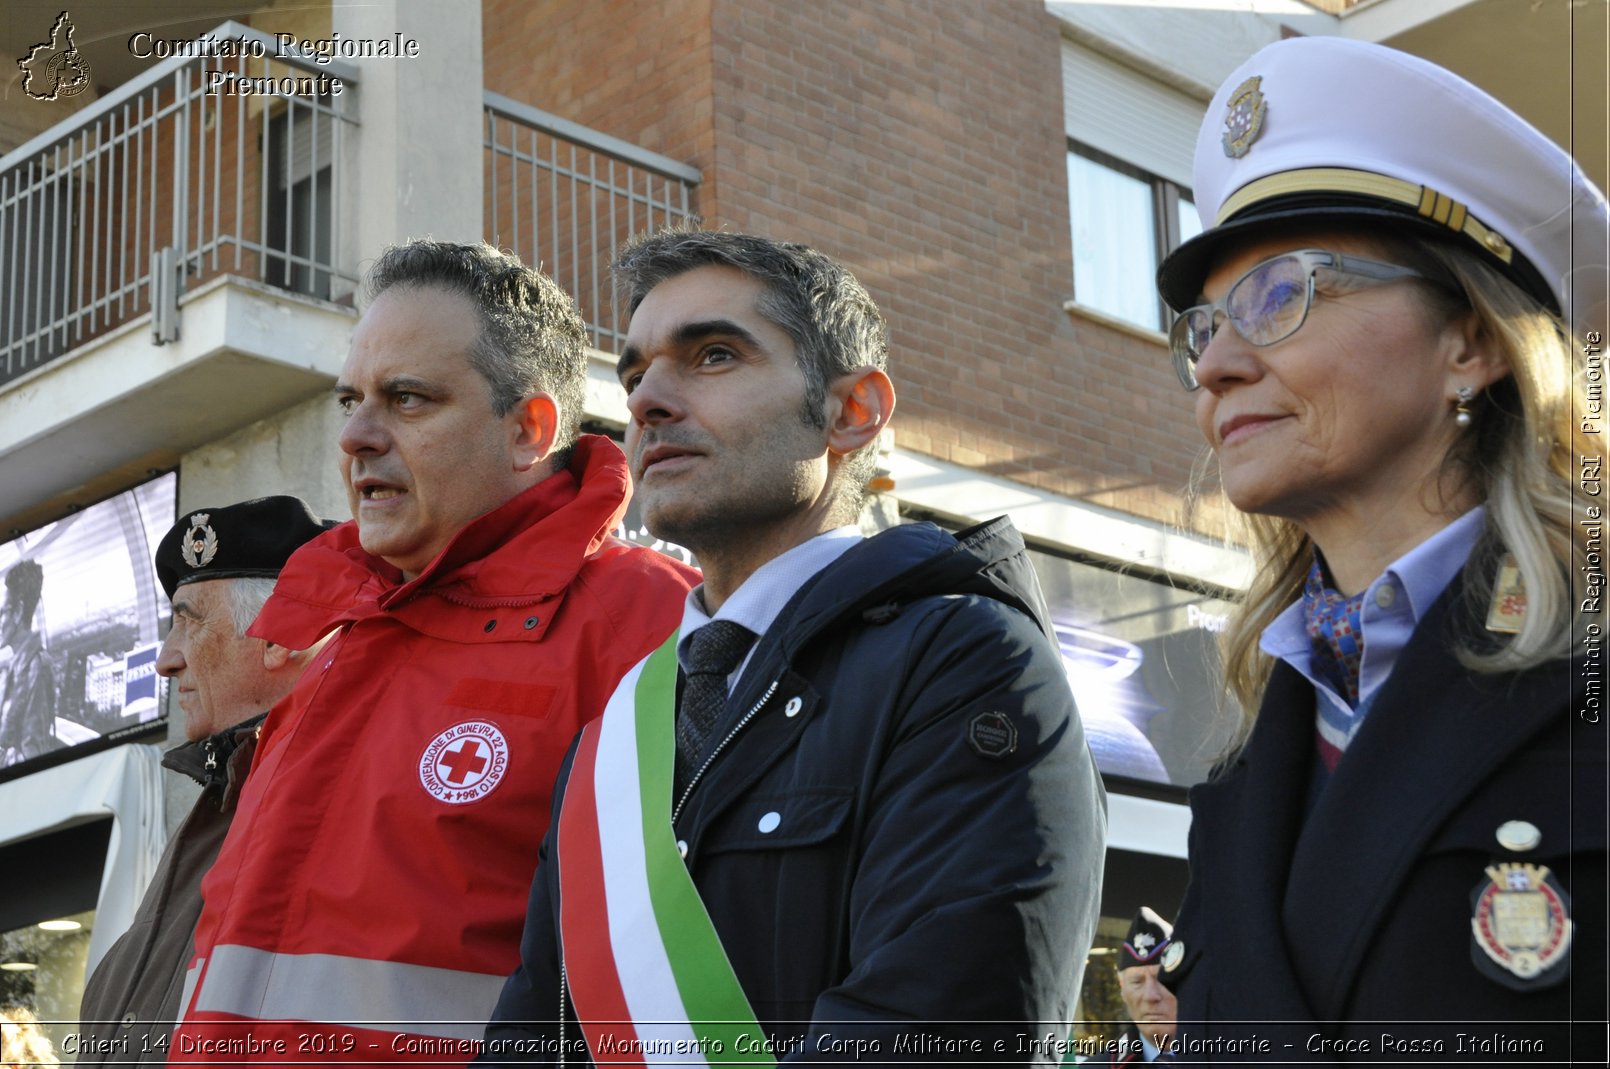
{"left": 438, "top": 739, "right": 489, "bottom": 785}
{"left": 418, "top": 721, "right": 510, "bottom": 804}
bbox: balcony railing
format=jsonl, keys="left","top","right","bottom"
{"left": 0, "top": 21, "right": 358, "bottom": 386}
{"left": 484, "top": 93, "right": 701, "bottom": 353}
{"left": 0, "top": 23, "right": 701, "bottom": 388}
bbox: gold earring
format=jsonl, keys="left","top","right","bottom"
{"left": 1454, "top": 386, "right": 1475, "bottom": 429}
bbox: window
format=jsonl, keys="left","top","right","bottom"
{"left": 1, "top": 819, "right": 111, "bottom": 1062}
{"left": 266, "top": 96, "right": 335, "bottom": 302}
{"left": 1059, "top": 36, "right": 1206, "bottom": 333}
{"left": 1068, "top": 141, "right": 1201, "bottom": 332}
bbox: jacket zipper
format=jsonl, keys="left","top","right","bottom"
{"left": 558, "top": 962, "right": 568, "bottom": 1068}
{"left": 672, "top": 679, "right": 779, "bottom": 823}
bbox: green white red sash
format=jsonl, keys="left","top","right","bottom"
{"left": 558, "top": 631, "right": 776, "bottom": 1067}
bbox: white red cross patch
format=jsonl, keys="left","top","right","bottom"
{"left": 418, "top": 721, "right": 510, "bottom": 805}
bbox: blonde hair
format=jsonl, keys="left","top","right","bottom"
{"left": 1, "top": 1007, "right": 58, "bottom": 1067}
{"left": 1211, "top": 237, "right": 1603, "bottom": 753}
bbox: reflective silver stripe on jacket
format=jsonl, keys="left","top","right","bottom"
{"left": 193, "top": 944, "right": 505, "bottom": 1041}
{"left": 180, "top": 957, "right": 203, "bottom": 1022}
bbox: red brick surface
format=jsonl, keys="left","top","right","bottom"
{"left": 482, "top": 0, "right": 1223, "bottom": 535}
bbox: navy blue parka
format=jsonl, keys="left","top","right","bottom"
{"left": 482, "top": 517, "right": 1108, "bottom": 1065}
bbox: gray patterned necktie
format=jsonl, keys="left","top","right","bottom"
{"left": 674, "top": 620, "right": 757, "bottom": 795}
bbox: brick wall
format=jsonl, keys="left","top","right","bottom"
{"left": 482, "top": 0, "right": 1224, "bottom": 536}
{"left": 483, "top": 0, "right": 715, "bottom": 191}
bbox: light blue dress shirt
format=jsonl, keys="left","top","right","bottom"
{"left": 1259, "top": 506, "right": 1486, "bottom": 751}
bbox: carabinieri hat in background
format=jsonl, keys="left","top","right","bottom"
{"left": 155, "top": 496, "right": 335, "bottom": 600}
{"left": 1156, "top": 36, "right": 1608, "bottom": 338}
{"left": 1118, "top": 906, "right": 1174, "bottom": 969}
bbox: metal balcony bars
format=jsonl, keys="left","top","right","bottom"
{"left": 0, "top": 22, "right": 358, "bottom": 382}
{"left": 483, "top": 93, "right": 700, "bottom": 354}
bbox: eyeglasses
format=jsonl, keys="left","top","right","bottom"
{"left": 1169, "top": 249, "right": 1430, "bottom": 391}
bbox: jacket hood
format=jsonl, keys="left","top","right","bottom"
{"left": 251, "top": 435, "right": 632, "bottom": 648}
{"left": 776, "top": 517, "right": 1055, "bottom": 659}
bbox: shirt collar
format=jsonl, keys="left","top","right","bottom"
{"left": 1262, "top": 505, "right": 1486, "bottom": 659}
{"left": 679, "top": 526, "right": 862, "bottom": 647}
{"left": 1384, "top": 504, "right": 1486, "bottom": 622}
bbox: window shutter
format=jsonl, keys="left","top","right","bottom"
{"left": 1063, "top": 41, "right": 1204, "bottom": 190}
{"left": 281, "top": 102, "right": 333, "bottom": 189}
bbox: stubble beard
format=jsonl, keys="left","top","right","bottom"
{"left": 642, "top": 463, "right": 819, "bottom": 565}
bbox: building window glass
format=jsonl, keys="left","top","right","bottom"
{"left": 1, "top": 815, "right": 110, "bottom": 1063}
{"left": 1177, "top": 192, "right": 1203, "bottom": 249}
{"left": 1067, "top": 142, "right": 1201, "bottom": 331}
{"left": 266, "top": 96, "right": 335, "bottom": 302}
{"left": 2, "top": 910, "right": 95, "bottom": 1063}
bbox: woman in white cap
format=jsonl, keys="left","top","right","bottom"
{"left": 1153, "top": 36, "right": 1606, "bottom": 1059}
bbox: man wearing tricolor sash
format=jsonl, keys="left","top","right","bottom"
{"left": 483, "top": 232, "right": 1107, "bottom": 1066}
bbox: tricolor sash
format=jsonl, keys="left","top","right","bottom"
{"left": 558, "top": 631, "right": 777, "bottom": 1067}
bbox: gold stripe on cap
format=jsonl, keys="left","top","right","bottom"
{"left": 1418, "top": 186, "right": 1442, "bottom": 222}
{"left": 1217, "top": 168, "right": 1513, "bottom": 264}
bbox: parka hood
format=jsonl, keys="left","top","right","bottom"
{"left": 250, "top": 435, "right": 632, "bottom": 649}
{"left": 775, "top": 517, "right": 1055, "bottom": 661}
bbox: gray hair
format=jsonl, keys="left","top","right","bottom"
{"left": 225, "top": 576, "right": 277, "bottom": 637}
{"left": 611, "top": 230, "right": 889, "bottom": 516}
{"left": 366, "top": 241, "right": 590, "bottom": 465}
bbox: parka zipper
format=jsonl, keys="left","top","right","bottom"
{"left": 672, "top": 679, "right": 779, "bottom": 824}
{"left": 558, "top": 962, "right": 568, "bottom": 1068}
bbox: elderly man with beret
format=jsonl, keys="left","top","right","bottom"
{"left": 76, "top": 496, "right": 333, "bottom": 1065}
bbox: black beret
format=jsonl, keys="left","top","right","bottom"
{"left": 156, "top": 496, "right": 336, "bottom": 600}
{"left": 1119, "top": 906, "right": 1174, "bottom": 969}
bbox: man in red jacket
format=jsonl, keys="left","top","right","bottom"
{"left": 171, "top": 241, "right": 697, "bottom": 1062}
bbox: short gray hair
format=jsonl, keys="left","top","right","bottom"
{"left": 366, "top": 241, "right": 590, "bottom": 466}
{"left": 225, "top": 577, "right": 277, "bottom": 637}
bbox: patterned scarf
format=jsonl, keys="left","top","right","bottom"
{"left": 1302, "top": 557, "right": 1367, "bottom": 772}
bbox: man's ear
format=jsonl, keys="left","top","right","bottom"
{"left": 262, "top": 641, "right": 291, "bottom": 671}
{"left": 826, "top": 367, "right": 895, "bottom": 457}
{"left": 510, "top": 392, "right": 561, "bottom": 472}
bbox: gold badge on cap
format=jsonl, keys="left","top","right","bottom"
{"left": 1470, "top": 862, "right": 1571, "bottom": 990}
{"left": 1221, "top": 76, "right": 1267, "bottom": 159}
{"left": 180, "top": 512, "right": 220, "bottom": 569}
{"left": 1485, "top": 553, "right": 1527, "bottom": 634}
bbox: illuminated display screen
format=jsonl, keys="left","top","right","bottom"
{"left": 613, "top": 486, "right": 1240, "bottom": 790}
{"left": 0, "top": 473, "right": 176, "bottom": 782}
{"left": 1027, "top": 546, "right": 1239, "bottom": 789}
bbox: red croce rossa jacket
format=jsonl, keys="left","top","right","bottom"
{"left": 171, "top": 436, "right": 697, "bottom": 1063}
